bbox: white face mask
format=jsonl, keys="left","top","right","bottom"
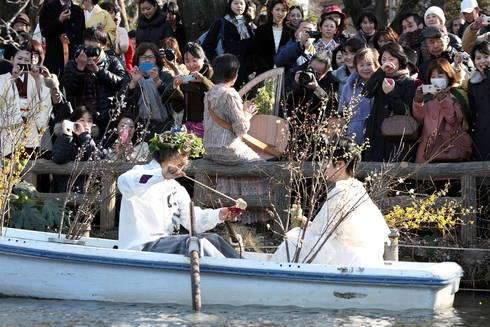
{"left": 430, "top": 78, "right": 447, "bottom": 89}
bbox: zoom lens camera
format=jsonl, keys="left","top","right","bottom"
{"left": 299, "top": 67, "right": 319, "bottom": 87}
{"left": 306, "top": 30, "right": 322, "bottom": 39}
{"left": 160, "top": 48, "right": 175, "bottom": 62}
{"left": 75, "top": 45, "right": 101, "bottom": 58}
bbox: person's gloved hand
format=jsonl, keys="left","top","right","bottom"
{"left": 483, "top": 65, "right": 490, "bottom": 79}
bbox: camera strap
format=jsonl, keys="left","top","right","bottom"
{"left": 207, "top": 100, "right": 282, "bottom": 158}
{"left": 59, "top": 33, "right": 70, "bottom": 66}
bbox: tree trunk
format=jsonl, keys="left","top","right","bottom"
{"left": 177, "top": 0, "right": 227, "bottom": 42}
{"left": 375, "top": 0, "right": 389, "bottom": 27}
{"left": 115, "top": 0, "right": 129, "bottom": 29}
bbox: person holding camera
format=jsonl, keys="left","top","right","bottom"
{"left": 170, "top": 42, "right": 214, "bottom": 139}
{"left": 252, "top": 0, "right": 294, "bottom": 74}
{"left": 159, "top": 37, "right": 187, "bottom": 77}
{"left": 0, "top": 45, "right": 53, "bottom": 157}
{"left": 274, "top": 19, "right": 316, "bottom": 72}
{"left": 52, "top": 106, "right": 103, "bottom": 192}
{"left": 284, "top": 53, "right": 338, "bottom": 122}
{"left": 39, "top": 0, "right": 85, "bottom": 90}
{"left": 119, "top": 42, "right": 175, "bottom": 142}
{"left": 63, "top": 26, "right": 127, "bottom": 137}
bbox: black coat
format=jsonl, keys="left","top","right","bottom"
{"left": 253, "top": 22, "right": 294, "bottom": 74}
{"left": 362, "top": 68, "right": 417, "bottom": 162}
{"left": 284, "top": 61, "right": 339, "bottom": 120}
{"left": 136, "top": 12, "right": 174, "bottom": 47}
{"left": 39, "top": 1, "right": 85, "bottom": 79}
{"left": 201, "top": 18, "right": 254, "bottom": 89}
{"left": 52, "top": 123, "right": 102, "bottom": 193}
{"left": 468, "top": 71, "right": 490, "bottom": 160}
{"left": 63, "top": 54, "right": 127, "bottom": 131}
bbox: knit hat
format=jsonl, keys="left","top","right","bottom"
{"left": 423, "top": 25, "right": 448, "bottom": 39}
{"left": 424, "top": 6, "right": 446, "bottom": 25}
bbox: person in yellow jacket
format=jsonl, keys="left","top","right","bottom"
{"left": 79, "top": 0, "right": 117, "bottom": 50}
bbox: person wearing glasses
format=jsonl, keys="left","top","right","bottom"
{"left": 119, "top": 42, "right": 175, "bottom": 141}
{"left": 63, "top": 26, "right": 127, "bottom": 137}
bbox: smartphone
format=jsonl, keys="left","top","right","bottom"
{"left": 483, "top": 16, "right": 490, "bottom": 24}
{"left": 62, "top": 3, "right": 70, "bottom": 12}
{"left": 139, "top": 62, "right": 154, "bottom": 71}
{"left": 385, "top": 78, "right": 394, "bottom": 85}
{"left": 422, "top": 84, "right": 437, "bottom": 93}
{"left": 182, "top": 74, "right": 196, "bottom": 83}
{"left": 64, "top": 120, "right": 77, "bottom": 131}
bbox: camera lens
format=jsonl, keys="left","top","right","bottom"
{"left": 164, "top": 48, "right": 175, "bottom": 61}
{"left": 299, "top": 71, "right": 314, "bottom": 86}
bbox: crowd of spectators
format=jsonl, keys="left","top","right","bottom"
{"left": 2, "top": 0, "right": 490, "bottom": 196}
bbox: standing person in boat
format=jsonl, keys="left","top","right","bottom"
{"left": 270, "top": 137, "right": 391, "bottom": 265}
{"left": 117, "top": 127, "right": 242, "bottom": 258}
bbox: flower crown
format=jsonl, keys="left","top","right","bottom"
{"left": 148, "top": 126, "right": 205, "bottom": 158}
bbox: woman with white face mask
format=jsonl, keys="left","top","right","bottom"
{"left": 413, "top": 58, "right": 471, "bottom": 163}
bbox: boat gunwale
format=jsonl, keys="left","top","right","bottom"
{"left": 0, "top": 240, "right": 464, "bottom": 287}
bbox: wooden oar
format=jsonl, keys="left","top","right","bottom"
{"left": 188, "top": 201, "right": 201, "bottom": 312}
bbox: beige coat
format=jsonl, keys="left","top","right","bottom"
{"left": 0, "top": 73, "right": 52, "bottom": 156}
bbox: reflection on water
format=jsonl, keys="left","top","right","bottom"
{"left": 0, "top": 291, "right": 488, "bottom": 326}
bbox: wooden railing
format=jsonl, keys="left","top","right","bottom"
{"left": 23, "top": 159, "right": 487, "bottom": 244}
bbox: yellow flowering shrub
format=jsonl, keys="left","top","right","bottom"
{"left": 383, "top": 185, "right": 471, "bottom": 235}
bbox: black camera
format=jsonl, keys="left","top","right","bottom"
{"left": 306, "top": 30, "right": 322, "bottom": 39}
{"left": 299, "top": 67, "right": 319, "bottom": 86}
{"left": 75, "top": 45, "right": 101, "bottom": 58}
{"left": 160, "top": 48, "right": 175, "bottom": 61}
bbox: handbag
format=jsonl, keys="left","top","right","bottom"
{"left": 184, "top": 92, "right": 204, "bottom": 138}
{"left": 381, "top": 108, "right": 419, "bottom": 142}
{"left": 198, "top": 18, "right": 225, "bottom": 55}
{"left": 423, "top": 116, "right": 472, "bottom": 163}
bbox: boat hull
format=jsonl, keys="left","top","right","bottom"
{"left": 0, "top": 228, "right": 462, "bottom": 310}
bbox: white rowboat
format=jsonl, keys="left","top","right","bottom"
{"left": 0, "top": 228, "right": 463, "bottom": 310}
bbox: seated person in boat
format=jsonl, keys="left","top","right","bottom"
{"left": 270, "top": 137, "right": 391, "bottom": 266}
{"left": 117, "top": 126, "right": 241, "bottom": 258}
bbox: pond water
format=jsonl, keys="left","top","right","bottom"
{"left": 0, "top": 291, "right": 488, "bottom": 326}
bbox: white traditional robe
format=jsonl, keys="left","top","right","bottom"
{"left": 0, "top": 72, "right": 51, "bottom": 156}
{"left": 271, "top": 178, "right": 391, "bottom": 266}
{"left": 117, "top": 159, "right": 222, "bottom": 251}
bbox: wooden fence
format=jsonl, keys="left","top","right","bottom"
{"left": 23, "top": 159, "right": 488, "bottom": 244}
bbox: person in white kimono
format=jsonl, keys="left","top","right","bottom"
{"left": 0, "top": 45, "right": 53, "bottom": 157}
{"left": 117, "top": 126, "right": 242, "bottom": 258}
{"left": 271, "top": 137, "right": 391, "bottom": 266}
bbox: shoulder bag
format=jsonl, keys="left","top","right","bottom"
{"left": 381, "top": 107, "right": 419, "bottom": 142}
{"left": 198, "top": 18, "right": 225, "bottom": 55}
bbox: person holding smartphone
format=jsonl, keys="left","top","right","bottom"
{"left": 119, "top": 42, "right": 175, "bottom": 141}
{"left": 39, "top": 0, "right": 85, "bottom": 90}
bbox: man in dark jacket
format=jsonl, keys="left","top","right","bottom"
{"left": 39, "top": 0, "right": 85, "bottom": 88}
{"left": 64, "top": 26, "right": 127, "bottom": 137}
{"left": 284, "top": 53, "right": 338, "bottom": 122}
{"left": 274, "top": 19, "right": 315, "bottom": 72}
{"left": 418, "top": 25, "right": 473, "bottom": 83}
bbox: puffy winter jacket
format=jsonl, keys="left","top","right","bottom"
{"left": 63, "top": 53, "right": 127, "bottom": 131}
